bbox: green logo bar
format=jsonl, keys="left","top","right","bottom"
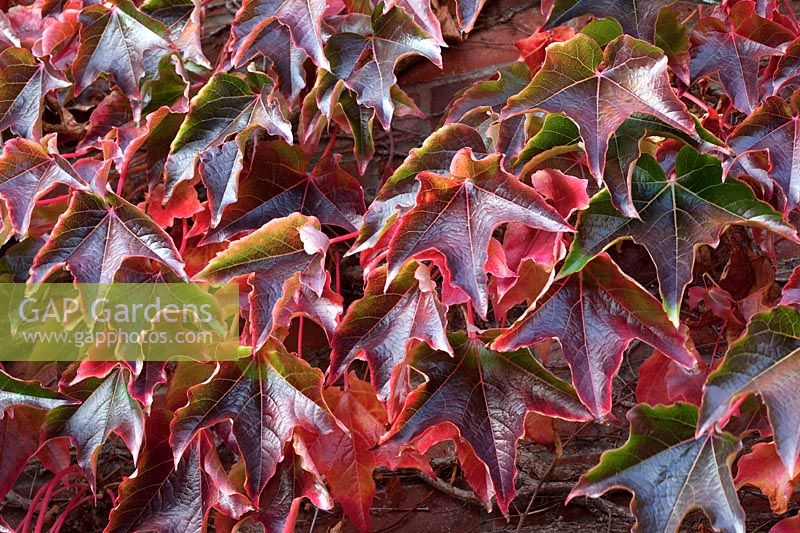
{"left": 0, "top": 283, "right": 241, "bottom": 361}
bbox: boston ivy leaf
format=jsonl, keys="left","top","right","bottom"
{"left": 327, "top": 5, "right": 441, "bottom": 128}
{"left": 601, "top": 113, "right": 727, "bottom": 218}
{"left": 204, "top": 140, "right": 365, "bottom": 244}
{"left": 352, "top": 123, "right": 487, "bottom": 254}
{"left": 141, "top": 0, "right": 210, "bottom": 68}
{"left": 0, "top": 137, "right": 86, "bottom": 238}
{"left": 0, "top": 369, "right": 76, "bottom": 413}
{"left": 271, "top": 271, "right": 342, "bottom": 342}
{"left": 0, "top": 407, "right": 46, "bottom": 504}
{"left": 690, "top": 0, "right": 794, "bottom": 114}
{"left": 198, "top": 140, "right": 244, "bottom": 230}
{"left": 728, "top": 92, "right": 800, "bottom": 213}
{"left": 44, "top": 370, "right": 145, "bottom": 489}
{"left": 0, "top": 47, "right": 69, "bottom": 140}
{"left": 543, "top": 0, "right": 716, "bottom": 41}
{"left": 443, "top": 63, "right": 530, "bottom": 125}
{"left": 30, "top": 190, "right": 186, "bottom": 283}
{"left": 308, "top": 375, "right": 430, "bottom": 531}
{"left": 387, "top": 148, "right": 570, "bottom": 319}
{"left": 231, "top": 20, "right": 308, "bottom": 103}
{"left": 698, "top": 306, "right": 800, "bottom": 476}
{"left": 231, "top": 0, "right": 328, "bottom": 70}
{"left": 493, "top": 253, "right": 696, "bottom": 417}
{"left": 569, "top": 403, "right": 745, "bottom": 533}
{"left": 769, "top": 36, "right": 800, "bottom": 95}
{"left": 503, "top": 34, "right": 695, "bottom": 180}
{"left": 170, "top": 341, "right": 336, "bottom": 501}
{"left": 108, "top": 410, "right": 251, "bottom": 533}
{"left": 328, "top": 261, "right": 450, "bottom": 401}
{"left": 196, "top": 213, "right": 328, "bottom": 350}
{"left": 164, "top": 72, "right": 292, "bottom": 199}
{"left": 561, "top": 146, "right": 797, "bottom": 325}
{"left": 382, "top": 331, "right": 591, "bottom": 514}
{"left": 235, "top": 443, "right": 331, "bottom": 532}
{"left": 514, "top": 113, "right": 581, "bottom": 172}
{"left": 735, "top": 441, "right": 799, "bottom": 514}
{"left": 72, "top": 0, "right": 170, "bottom": 105}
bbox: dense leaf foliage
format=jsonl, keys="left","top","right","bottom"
{"left": 4, "top": 0, "right": 800, "bottom": 531}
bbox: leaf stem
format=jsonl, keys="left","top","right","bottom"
{"left": 465, "top": 301, "right": 476, "bottom": 338}
{"left": 49, "top": 488, "right": 93, "bottom": 533}
{"left": 329, "top": 230, "right": 358, "bottom": 244}
{"left": 335, "top": 251, "right": 342, "bottom": 293}
{"left": 297, "top": 316, "right": 304, "bottom": 359}
{"left": 32, "top": 465, "right": 81, "bottom": 533}
{"left": 320, "top": 125, "right": 340, "bottom": 160}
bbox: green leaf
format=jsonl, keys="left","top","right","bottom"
{"left": 570, "top": 403, "right": 744, "bottom": 533}
{"left": 163, "top": 72, "right": 291, "bottom": 199}
{"left": 698, "top": 306, "right": 800, "bottom": 477}
{"left": 503, "top": 34, "right": 695, "bottom": 181}
{"left": 561, "top": 146, "right": 797, "bottom": 325}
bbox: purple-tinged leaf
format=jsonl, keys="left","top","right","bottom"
{"left": 30, "top": 190, "right": 186, "bottom": 283}
{"left": 503, "top": 34, "right": 695, "bottom": 180}
{"left": 387, "top": 148, "right": 570, "bottom": 319}
{"left": 494, "top": 254, "right": 696, "bottom": 417}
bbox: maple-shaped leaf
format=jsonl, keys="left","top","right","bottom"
{"left": 328, "top": 261, "right": 450, "bottom": 401}
{"left": 543, "top": 0, "right": 716, "bottom": 40}
{"left": 561, "top": 146, "right": 798, "bottom": 325}
{"left": 44, "top": 370, "right": 145, "bottom": 489}
{"left": 387, "top": 148, "right": 570, "bottom": 319}
{"left": 72, "top": 0, "right": 170, "bottom": 105}
{"left": 382, "top": 331, "right": 592, "bottom": 514}
{"left": 352, "top": 123, "right": 487, "bottom": 254}
{"left": 569, "top": 403, "right": 745, "bottom": 533}
{"left": 170, "top": 341, "right": 336, "bottom": 501}
{"left": 204, "top": 140, "right": 364, "bottom": 243}
{"left": 0, "top": 47, "right": 69, "bottom": 139}
{"left": 0, "top": 369, "right": 76, "bottom": 413}
{"left": 108, "top": 410, "right": 251, "bottom": 533}
{"left": 309, "top": 375, "right": 430, "bottom": 530}
{"left": 735, "top": 441, "right": 799, "bottom": 514}
{"left": 690, "top": 0, "right": 794, "bottom": 114}
{"left": 231, "top": 0, "right": 327, "bottom": 70}
{"left": 443, "top": 63, "right": 530, "bottom": 125}
{"left": 600, "top": 112, "right": 727, "bottom": 218}
{"left": 163, "top": 72, "right": 292, "bottom": 199}
{"left": 728, "top": 92, "right": 800, "bottom": 213}
{"left": 232, "top": 20, "right": 308, "bottom": 103}
{"left": 30, "top": 190, "right": 186, "bottom": 283}
{"left": 141, "top": 0, "right": 210, "bottom": 68}
{"left": 196, "top": 213, "right": 328, "bottom": 350}
{"left": 327, "top": 5, "right": 441, "bottom": 128}
{"left": 698, "top": 306, "right": 800, "bottom": 477}
{"left": 0, "top": 137, "right": 86, "bottom": 238}
{"left": 503, "top": 34, "right": 695, "bottom": 180}
{"left": 198, "top": 141, "right": 244, "bottom": 229}
{"left": 493, "top": 253, "right": 696, "bottom": 417}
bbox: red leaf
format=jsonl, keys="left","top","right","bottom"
{"left": 308, "top": 375, "right": 430, "bottom": 530}
{"left": 382, "top": 331, "right": 591, "bottom": 515}
{"left": 387, "top": 148, "right": 571, "bottom": 319}
{"left": 690, "top": 0, "right": 794, "bottom": 114}
{"left": 329, "top": 261, "right": 450, "bottom": 401}
{"left": 170, "top": 342, "right": 336, "bottom": 501}
{"left": 494, "top": 254, "right": 697, "bottom": 417}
